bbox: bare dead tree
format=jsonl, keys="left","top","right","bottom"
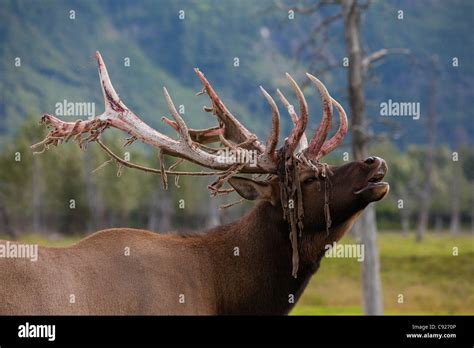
{"left": 273, "top": 0, "right": 413, "bottom": 315}
{"left": 449, "top": 120, "right": 467, "bottom": 235}
{"left": 416, "top": 56, "right": 440, "bottom": 242}
{"left": 83, "top": 149, "right": 103, "bottom": 232}
{"left": 449, "top": 159, "right": 461, "bottom": 235}
{"left": 31, "top": 156, "right": 42, "bottom": 234}
{"left": 206, "top": 193, "right": 221, "bottom": 228}
{"left": 148, "top": 184, "right": 171, "bottom": 232}
{"left": 0, "top": 195, "right": 15, "bottom": 239}
{"left": 399, "top": 186, "right": 410, "bottom": 235}
{"left": 462, "top": 151, "right": 474, "bottom": 234}
{"left": 340, "top": 0, "right": 384, "bottom": 315}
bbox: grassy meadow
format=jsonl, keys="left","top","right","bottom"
{"left": 2, "top": 232, "right": 473, "bottom": 315}
{"left": 293, "top": 233, "right": 474, "bottom": 315}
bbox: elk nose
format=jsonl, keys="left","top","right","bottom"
{"left": 364, "top": 156, "right": 377, "bottom": 165}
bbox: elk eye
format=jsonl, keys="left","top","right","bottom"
{"left": 303, "top": 177, "right": 317, "bottom": 185}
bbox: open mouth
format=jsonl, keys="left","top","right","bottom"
{"left": 367, "top": 169, "right": 386, "bottom": 185}
{"left": 354, "top": 161, "right": 389, "bottom": 194}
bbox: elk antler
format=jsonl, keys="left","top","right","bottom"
{"left": 193, "top": 69, "right": 265, "bottom": 153}
{"left": 31, "top": 51, "right": 348, "bottom": 193}
{"left": 304, "top": 73, "right": 333, "bottom": 159}
{"left": 316, "top": 97, "right": 348, "bottom": 159}
{"left": 32, "top": 52, "right": 277, "bottom": 174}
{"left": 275, "top": 73, "right": 347, "bottom": 161}
{"left": 304, "top": 73, "right": 348, "bottom": 161}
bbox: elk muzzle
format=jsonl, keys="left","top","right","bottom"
{"left": 354, "top": 156, "right": 389, "bottom": 202}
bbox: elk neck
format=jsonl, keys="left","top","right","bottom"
{"left": 199, "top": 200, "right": 327, "bottom": 315}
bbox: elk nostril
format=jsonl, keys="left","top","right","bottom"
{"left": 364, "top": 156, "right": 376, "bottom": 165}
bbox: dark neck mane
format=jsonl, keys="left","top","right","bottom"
{"left": 194, "top": 199, "right": 361, "bottom": 315}
{"left": 198, "top": 202, "right": 319, "bottom": 314}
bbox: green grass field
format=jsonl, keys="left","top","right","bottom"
{"left": 292, "top": 233, "right": 474, "bottom": 315}
{"left": 2, "top": 232, "right": 473, "bottom": 315}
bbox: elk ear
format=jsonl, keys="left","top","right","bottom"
{"left": 228, "top": 177, "right": 277, "bottom": 205}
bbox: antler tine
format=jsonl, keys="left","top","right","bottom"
{"left": 284, "top": 73, "right": 308, "bottom": 154}
{"left": 96, "top": 51, "right": 126, "bottom": 114}
{"left": 259, "top": 86, "right": 280, "bottom": 159}
{"left": 276, "top": 89, "right": 297, "bottom": 125}
{"left": 317, "top": 97, "right": 348, "bottom": 159}
{"left": 276, "top": 88, "right": 309, "bottom": 151}
{"left": 194, "top": 68, "right": 265, "bottom": 153}
{"left": 32, "top": 51, "right": 279, "bottom": 175}
{"left": 304, "top": 73, "right": 333, "bottom": 161}
{"left": 161, "top": 117, "right": 224, "bottom": 144}
{"left": 163, "top": 87, "right": 192, "bottom": 146}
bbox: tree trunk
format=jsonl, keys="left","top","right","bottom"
{"left": 206, "top": 198, "right": 220, "bottom": 228}
{"left": 399, "top": 188, "right": 410, "bottom": 235}
{"left": 148, "top": 186, "right": 171, "bottom": 232}
{"left": 350, "top": 221, "right": 362, "bottom": 242}
{"left": 358, "top": 205, "right": 383, "bottom": 314}
{"left": 416, "top": 58, "right": 439, "bottom": 242}
{"left": 434, "top": 216, "right": 443, "bottom": 234}
{"left": 471, "top": 182, "right": 474, "bottom": 234}
{"left": 342, "top": 0, "right": 383, "bottom": 315}
{"left": 147, "top": 189, "right": 160, "bottom": 232}
{"left": 31, "top": 156, "right": 42, "bottom": 233}
{"left": 401, "top": 201, "right": 410, "bottom": 235}
{"left": 449, "top": 165, "right": 461, "bottom": 235}
{"left": 83, "top": 150, "right": 103, "bottom": 233}
{"left": 449, "top": 126, "right": 465, "bottom": 235}
{"left": 206, "top": 186, "right": 220, "bottom": 228}
{"left": 0, "top": 197, "right": 15, "bottom": 238}
{"left": 219, "top": 194, "right": 232, "bottom": 225}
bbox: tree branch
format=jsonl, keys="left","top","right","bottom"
{"left": 362, "top": 48, "right": 411, "bottom": 71}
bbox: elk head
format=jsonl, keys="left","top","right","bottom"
{"left": 31, "top": 51, "right": 389, "bottom": 278}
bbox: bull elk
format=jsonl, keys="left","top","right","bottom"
{"left": 0, "top": 52, "right": 389, "bottom": 315}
